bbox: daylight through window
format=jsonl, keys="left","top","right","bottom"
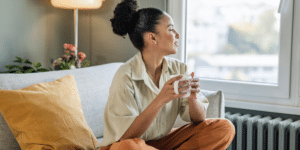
{"left": 186, "top": 0, "right": 280, "bottom": 85}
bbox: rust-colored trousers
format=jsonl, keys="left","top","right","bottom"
{"left": 99, "top": 118, "right": 235, "bottom": 150}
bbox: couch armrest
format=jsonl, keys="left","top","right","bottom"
{"left": 173, "top": 89, "right": 225, "bottom": 128}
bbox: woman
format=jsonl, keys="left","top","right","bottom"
{"left": 99, "top": 0, "right": 235, "bottom": 149}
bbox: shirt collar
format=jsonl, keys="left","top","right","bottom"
{"left": 131, "top": 51, "right": 175, "bottom": 80}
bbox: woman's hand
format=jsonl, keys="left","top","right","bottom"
{"left": 189, "top": 72, "right": 200, "bottom": 99}
{"left": 155, "top": 75, "right": 191, "bottom": 106}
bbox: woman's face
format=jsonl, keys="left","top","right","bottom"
{"left": 154, "top": 13, "right": 180, "bottom": 55}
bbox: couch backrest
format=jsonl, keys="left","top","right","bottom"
{"left": 0, "top": 62, "right": 225, "bottom": 149}
{"left": 0, "top": 63, "right": 124, "bottom": 149}
{"left": 173, "top": 89, "right": 225, "bottom": 127}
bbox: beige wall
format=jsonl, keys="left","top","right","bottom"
{"left": 0, "top": 0, "right": 166, "bottom": 72}
{"left": 0, "top": 0, "right": 73, "bottom": 72}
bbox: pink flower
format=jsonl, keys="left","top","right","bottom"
{"left": 78, "top": 52, "right": 86, "bottom": 61}
{"left": 63, "top": 43, "right": 77, "bottom": 52}
{"left": 63, "top": 43, "right": 70, "bottom": 49}
{"left": 69, "top": 45, "right": 77, "bottom": 52}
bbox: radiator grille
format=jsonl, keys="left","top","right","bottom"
{"left": 225, "top": 112, "right": 300, "bottom": 150}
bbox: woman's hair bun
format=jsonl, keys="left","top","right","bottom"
{"left": 110, "top": 0, "right": 139, "bottom": 37}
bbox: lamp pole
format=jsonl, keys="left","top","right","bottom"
{"left": 50, "top": 0, "right": 103, "bottom": 68}
{"left": 74, "top": 8, "right": 79, "bottom": 67}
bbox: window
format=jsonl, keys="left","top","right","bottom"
{"left": 167, "top": 0, "right": 294, "bottom": 105}
{"left": 186, "top": 0, "right": 280, "bottom": 84}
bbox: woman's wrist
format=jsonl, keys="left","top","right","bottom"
{"left": 152, "top": 97, "right": 166, "bottom": 109}
{"left": 187, "top": 95, "right": 197, "bottom": 101}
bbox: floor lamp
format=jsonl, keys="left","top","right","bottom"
{"left": 51, "top": 0, "right": 103, "bottom": 66}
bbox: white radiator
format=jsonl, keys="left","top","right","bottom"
{"left": 225, "top": 112, "right": 300, "bottom": 150}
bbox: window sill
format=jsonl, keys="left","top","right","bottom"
{"left": 225, "top": 99, "right": 300, "bottom": 116}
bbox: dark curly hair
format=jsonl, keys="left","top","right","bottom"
{"left": 110, "top": 0, "right": 165, "bottom": 51}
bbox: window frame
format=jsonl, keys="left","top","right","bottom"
{"left": 167, "top": 0, "right": 297, "bottom": 108}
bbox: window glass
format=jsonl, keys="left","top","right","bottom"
{"left": 186, "top": 0, "right": 280, "bottom": 84}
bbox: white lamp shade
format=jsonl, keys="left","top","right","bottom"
{"left": 51, "top": 0, "right": 103, "bottom": 9}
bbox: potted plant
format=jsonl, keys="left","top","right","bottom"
{"left": 3, "top": 57, "right": 49, "bottom": 73}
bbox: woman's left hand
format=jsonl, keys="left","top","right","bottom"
{"left": 189, "top": 72, "right": 200, "bottom": 99}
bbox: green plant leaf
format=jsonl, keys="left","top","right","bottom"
{"left": 3, "top": 70, "right": 17, "bottom": 73}
{"left": 12, "top": 65, "right": 20, "bottom": 69}
{"left": 24, "top": 59, "right": 32, "bottom": 65}
{"left": 22, "top": 66, "right": 34, "bottom": 73}
{"left": 14, "top": 57, "right": 23, "bottom": 63}
{"left": 4, "top": 57, "right": 48, "bottom": 73}
{"left": 37, "top": 68, "right": 49, "bottom": 72}
{"left": 54, "top": 65, "right": 61, "bottom": 70}
{"left": 59, "top": 62, "right": 70, "bottom": 70}
{"left": 5, "top": 65, "right": 19, "bottom": 70}
{"left": 18, "top": 66, "right": 24, "bottom": 72}
{"left": 24, "top": 68, "right": 35, "bottom": 73}
{"left": 33, "top": 62, "right": 42, "bottom": 69}
{"left": 82, "top": 60, "right": 90, "bottom": 68}
{"left": 59, "top": 63, "right": 64, "bottom": 69}
{"left": 5, "top": 65, "right": 10, "bottom": 70}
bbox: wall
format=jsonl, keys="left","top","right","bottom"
{"left": 78, "top": 0, "right": 166, "bottom": 66}
{"left": 0, "top": 0, "right": 73, "bottom": 72}
{"left": 0, "top": 0, "right": 166, "bottom": 72}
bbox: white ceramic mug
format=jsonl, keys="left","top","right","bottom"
{"left": 170, "top": 74, "right": 192, "bottom": 98}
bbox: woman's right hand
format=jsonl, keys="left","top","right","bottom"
{"left": 155, "top": 75, "right": 190, "bottom": 105}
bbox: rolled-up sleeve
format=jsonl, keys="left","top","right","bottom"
{"left": 102, "top": 68, "right": 139, "bottom": 144}
{"left": 178, "top": 63, "right": 209, "bottom": 122}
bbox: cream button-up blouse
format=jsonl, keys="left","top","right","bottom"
{"left": 99, "top": 51, "right": 209, "bottom": 147}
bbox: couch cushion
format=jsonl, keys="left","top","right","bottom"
{"left": 0, "top": 116, "right": 20, "bottom": 150}
{"left": 173, "top": 90, "right": 225, "bottom": 128}
{"left": 97, "top": 138, "right": 103, "bottom": 144}
{"left": 0, "top": 63, "right": 124, "bottom": 149}
{"left": 0, "top": 75, "right": 100, "bottom": 149}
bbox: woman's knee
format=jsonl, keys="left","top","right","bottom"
{"left": 186, "top": 119, "right": 235, "bottom": 148}
{"left": 200, "top": 118, "right": 235, "bottom": 136}
{"left": 110, "top": 138, "right": 143, "bottom": 149}
{"left": 216, "top": 118, "right": 236, "bottom": 137}
{"left": 110, "top": 138, "right": 158, "bottom": 150}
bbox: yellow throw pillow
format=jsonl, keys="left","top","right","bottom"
{"left": 0, "top": 75, "right": 100, "bottom": 150}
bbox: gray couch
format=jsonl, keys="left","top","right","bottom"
{"left": 0, "top": 62, "right": 225, "bottom": 149}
